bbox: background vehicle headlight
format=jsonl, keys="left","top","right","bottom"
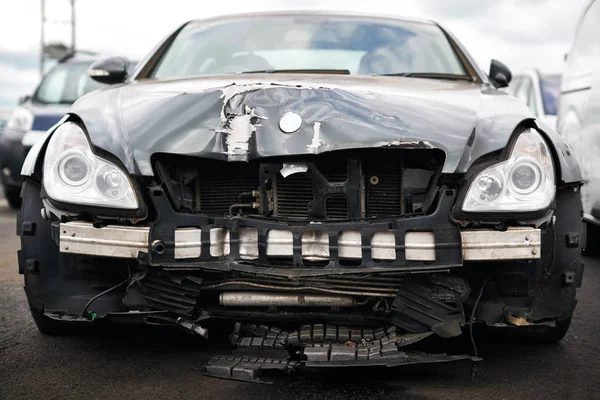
{"left": 43, "top": 122, "right": 139, "bottom": 210}
{"left": 3, "top": 107, "right": 34, "bottom": 140}
{"left": 6, "top": 107, "right": 33, "bottom": 132}
{"left": 462, "top": 129, "right": 555, "bottom": 212}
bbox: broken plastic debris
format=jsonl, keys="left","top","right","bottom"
{"left": 280, "top": 162, "right": 309, "bottom": 178}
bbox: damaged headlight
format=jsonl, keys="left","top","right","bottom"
{"left": 462, "top": 129, "right": 555, "bottom": 212}
{"left": 43, "top": 122, "right": 139, "bottom": 209}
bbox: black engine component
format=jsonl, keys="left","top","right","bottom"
{"left": 391, "top": 275, "right": 469, "bottom": 338}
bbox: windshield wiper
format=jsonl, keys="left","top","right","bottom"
{"left": 377, "top": 72, "right": 475, "bottom": 81}
{"left": 241, "top": 69, "right": 350, "bottom": 75}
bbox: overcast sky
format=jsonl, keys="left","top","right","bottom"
{"left": 0, "top": 0, "right": 590, "bottom": 108}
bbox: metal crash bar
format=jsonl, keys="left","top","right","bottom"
{"left": 58, "top": 222, "right": 541, "bottom": 262}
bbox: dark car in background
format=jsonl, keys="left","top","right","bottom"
{"left": 0, "top": 52, "right": 134, "bottom": 208}
{"left": 557, "top": 0, "right": 600, "bottom": 245}
{"left": 18, "top": 11, "right": 583, "bottom": 381}
{"left": 507, "top": 69, "right": 561, "bottom": 130}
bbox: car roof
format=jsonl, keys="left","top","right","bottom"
{"left": 57, "top": 51, "right": 137, "bottom": 65}
{"left": 189, "top": 10, "right": 436, "bottom": 26}
{"left": 57, "top": 51, "right": 101, "bottom": 64}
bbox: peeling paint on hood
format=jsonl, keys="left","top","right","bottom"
{"left": 219, "top": 84, "right": 269, "bottom": 122}
{"left": 217, "top": 105, "right": 266, "bottom": 161}
{"left": 308, "top": 122, "right": 322, "bottom": 152}
{"left": 386, "top": 140, "right": 434, "bottom": 148}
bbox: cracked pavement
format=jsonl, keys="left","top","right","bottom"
{"left": 1, "top": 190, "right": 599, "bottom": 399}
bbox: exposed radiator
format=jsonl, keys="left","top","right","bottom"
{"left": 195, "top": 163, "right": 258, "bottom": 215}
{"left": 364, "top": 159, "right": 403, "bottom": 217}
{"left": 274, "top": 171, "right": 350, "bottom": 220}
{"left": 155, "top": 149, "right": 441, "bottom": 220}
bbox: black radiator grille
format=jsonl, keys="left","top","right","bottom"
{"left": 196, "top": 164, "right": 258, "bottom": 215}
{"left": 274, "top": 174, "right": 350, "bottom": 220}
{"left": 326, "top": 195, "right": 349, "bottom": 219}
{"left": 274, "top": 173, "right": 314, "bottom": 219}
{"left": 364, "top": 159, "right": 403, "bottom": 218}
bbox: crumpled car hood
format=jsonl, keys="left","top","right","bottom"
{"left": 70, "top": 74, "right": 535, "bottom": 176}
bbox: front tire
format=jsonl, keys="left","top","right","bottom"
{"left": 4, "top": 185, "right": 21, "bottom": 209}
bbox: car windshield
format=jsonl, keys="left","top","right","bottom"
{"left": 151, "top": 15, "right": 467, "bottom": 78}
{"left": 34, "top": 61, "right": 105, "bottom": 104}
{"left": 540, "top": 74, "right": 561, "bottom": 115}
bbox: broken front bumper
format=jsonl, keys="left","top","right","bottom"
{"left": 58, "top": 221, "right": 541, "bottom": 262}
{"left": 56, "top": 188, "right": 541, "bottom": 271}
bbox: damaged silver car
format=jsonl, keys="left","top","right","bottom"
{"left": 18, "top": 12, "right": 584, "bottom": 381}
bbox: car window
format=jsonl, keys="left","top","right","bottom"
{"left": 515, "top": 77, "right": 537, "bottom": 115}
{"left": 527, "top": 85, "right": 538, "bottom": 114}
{"left": 515, "top": 77, "right": 531, "bottom": 102}
{"left": 568, "top": 0, "right": 600, "bottom": 77}
{"left": 540, "top": 74, "right": 561, "bottom": 115}
{"left": 36, "top": 68, "right": 69, "bottom": 103}
{"left": 151, "top": 16, "right": 467, "bottom": 78}
{"left": 34, "top": 61, "right": 105, "bottom": 104}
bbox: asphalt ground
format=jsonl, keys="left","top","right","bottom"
{"left": 1, "top": 188, "right": 599, "bottom": 399}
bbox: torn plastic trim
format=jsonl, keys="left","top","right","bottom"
{"left": 204, "top": 323, "right": 478, "bottom": 383}
{"left": 280, "top": 161, "right": 308, "bottom": 177}
{"left": 44, "top": 309, "right": 168, "bottom": 322}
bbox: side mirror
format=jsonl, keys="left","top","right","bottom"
{"left": 88, "top": 57, "right": 129, "bottom": 84}
{"left": 18, "top": 95, "right": 31, "bottom": 105}
{"left": 489, "top": 59, "right": 512, "bottom": 89}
